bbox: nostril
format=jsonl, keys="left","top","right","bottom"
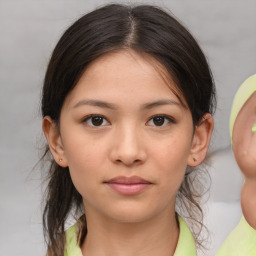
{"left": 114, "top": 157, "right": 142, "bottom": 166}
{"left": 109, "top": 138, "right": 147, "bottom": 166}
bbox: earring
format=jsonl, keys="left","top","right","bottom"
{"left": 59, "top": 159, "right": 63, "bottom": 162}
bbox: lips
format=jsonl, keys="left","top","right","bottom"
{"left": 104, "top": 176, "right": 152, "bottom": 195}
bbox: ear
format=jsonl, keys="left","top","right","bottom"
{"left": 42, "top": 116, "right": 68, "bottom": 167}
{"left": 187, "top": 113, "right": 214, "bottom": 166}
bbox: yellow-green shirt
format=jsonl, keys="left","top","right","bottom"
{"left": 64, "top": 216, "right": 197, "bottom": 256}
{"left": 216, "top": 216, "right": 256, "bottom": 256}
{"left": 64, "top": 215, "right": 256, "bottom": 256}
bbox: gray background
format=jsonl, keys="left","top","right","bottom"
{"left": 0, "top": 0, "right": 255, "bottom": 255}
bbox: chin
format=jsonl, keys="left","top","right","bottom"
{"left": 109, "top": 213, "right": 153, "bottom": 224}
{"left": 103, "top": 204, "right": 163, "bottom": 224}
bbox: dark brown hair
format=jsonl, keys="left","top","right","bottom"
{"left": 41, "top": 4, "right": 216, "bottom": 255}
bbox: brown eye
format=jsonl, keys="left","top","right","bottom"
{"left": 91, "top": 116, "right": 104, "bottom": 126}
{"left": 83, "top": 115, "right": 109, "bottom": 127}
{"left": 147, "top": 115, "right": 175, "bottom": 127}
{"left": 153, "top": 116, "right": 165, "bottom": 126}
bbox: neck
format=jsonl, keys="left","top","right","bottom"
{"left": 81, "top": 206, "right": 179, "bottom": 256}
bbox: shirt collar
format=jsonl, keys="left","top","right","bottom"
{"left": 174, "top": 216, "right": 197, "bottom": 256}
{"left": 65, "top": 215, "right": 196, "bottom": 256}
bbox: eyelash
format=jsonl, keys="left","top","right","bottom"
{"left": 82, "top": 114, "right": 110, "bottom": 127}
{"left": 147, "top": 114, "right": 176, "bottom": 127}
{"left": 82, "top": 114, "right": 175, "bottom": 127}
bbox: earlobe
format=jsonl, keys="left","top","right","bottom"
{"left": 42, "top": 116, "right": 68, "bottom": 167}
{"left": 187, "top": 113, "right": 214, "bottom": 167}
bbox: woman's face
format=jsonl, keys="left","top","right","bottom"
{"left": 57, "top": 50, "right": 199, "bottom": 223}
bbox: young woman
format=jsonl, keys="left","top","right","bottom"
{"left": 41, "top": 4, "right": 215, "bottom": 255}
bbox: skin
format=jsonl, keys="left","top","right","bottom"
{"left": 232, "top": 92, "right": 256, "bottom": 229}
{"left": 43, "top": 50, "right": 213, "bottom": 256}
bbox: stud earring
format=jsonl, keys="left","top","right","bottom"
{"left": 59, "top": 159, "right": 63, "bottom": 162}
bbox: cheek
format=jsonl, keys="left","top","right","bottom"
{"left": 153, "top": 134, "right": 191, "bottom": 165}
{"left": 63, "top": 129, "right": 108, "bottom": 168}
{"left": 67, "top": 151, "right": 98, "bottom": 197}
{"left": 150, "top": 136, "right": 191, "bottom": 188}
{"left": 61, "top": 135, "right": 108, "bottom": 195}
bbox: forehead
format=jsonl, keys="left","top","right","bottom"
{"left": 68, "top": 50, "right": 186, "bottom": 106}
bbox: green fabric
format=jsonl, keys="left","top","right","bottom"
{"left": 174, "top": 216, "right": 197, "bottom": 256}
{"left": 64, "top": 216, "right": 196, "bottom": 256}
{"left": 216, "top": 216, "right": 256, "bottom": 256}
{"left": 64, "top": 223, "right": 83, "bottom": 256}
{"left": 64, "top": 216, "right": 256, "bottom": 255}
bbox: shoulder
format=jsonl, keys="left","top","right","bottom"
{"left": 174, "top": 216, "right": 197, "bottom": 256}
{"left": 217, "top": 216, "right": 256, "bottom": 256}
{"left": 64, "top": 222, "right": 83, "bottom": 256}
{"left": 64, "top": 215, "right": 196, "bottom": 256}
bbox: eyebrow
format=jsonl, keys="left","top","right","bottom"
{"left": 73, "top": 100, "right": 118, "bottom": 110}
{"left": 141, "top": 99, "right": 181, "bottom": 109}
{"left": 73, "top": 99, "right": 181, "bottom": 110}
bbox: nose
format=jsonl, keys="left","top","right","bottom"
{"left": 109, "top": 125, "right": 147, "bottom": 166}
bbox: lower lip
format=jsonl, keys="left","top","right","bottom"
{"left": 106, "top": 183, "right": 151, "bottom": 195}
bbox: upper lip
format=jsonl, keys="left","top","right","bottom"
{"left": 105, "top": 176, "right": 152, "bottom": 184}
